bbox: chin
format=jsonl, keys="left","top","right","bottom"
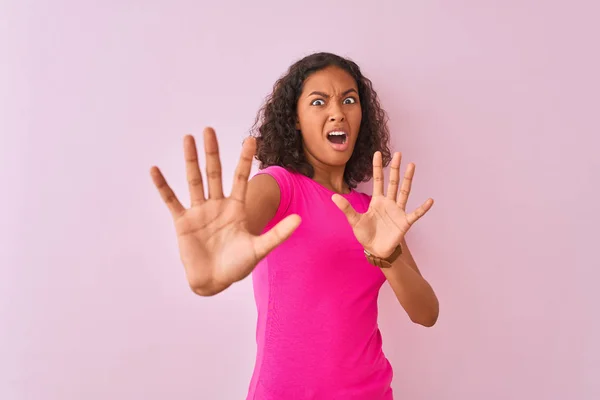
{"left": 323, "top": 149, "right": 354, "bottom": 166}
{"left": 303, "top": 141, "right": 355, "bottom": 167}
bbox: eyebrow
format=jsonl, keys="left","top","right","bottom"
{"left": 307, "top": 88, "right": 358, "bottom": 98}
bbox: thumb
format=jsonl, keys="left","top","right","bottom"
{"left": 331, "top": 194, "right": 360, "bottom": 227}
{"left": 253, "top": 214, "right": 302, "bottom": 260}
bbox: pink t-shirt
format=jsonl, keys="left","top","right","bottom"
{"left": 246, "top": 166, "right": 394, "bottom": 400}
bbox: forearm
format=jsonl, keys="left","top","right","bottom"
{"left": 381, "top": 246, "right": 439, "bottom": 327}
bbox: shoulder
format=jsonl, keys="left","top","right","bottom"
{"left": 252, "top": 165, "right": 298, "bottom": 193}
{"left": 351, "top": 190, "right": 373, "bottom": 212}
{"left": 355, "top": 190, "right": 372, "bottom": 201}
{"left": 253, "top": 165, "right": 295, "bottom": 181}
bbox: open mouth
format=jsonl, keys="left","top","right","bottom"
{"left": 327, "top": 131, "right": 348, "bottom": 145}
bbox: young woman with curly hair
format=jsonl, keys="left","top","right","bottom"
{"left": 151, "top": 52, "right": 439, "bottom": 399}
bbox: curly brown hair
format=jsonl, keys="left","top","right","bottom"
{"left": 250, "top": 52, "right": 392, "bottom": 189}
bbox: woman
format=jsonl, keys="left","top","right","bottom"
{"left": 150, "top": 52, "right": 439, "bottom": 399}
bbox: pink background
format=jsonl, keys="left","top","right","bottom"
{"left": 1, "top": 1, "right": 598, "bottom": 399}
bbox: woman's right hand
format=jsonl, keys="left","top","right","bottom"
{"left": 150, "top": 127, "right": 301, "bottom": 296}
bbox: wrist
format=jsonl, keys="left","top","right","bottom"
{"left": 364, "top": 243, "right": 403, "bottom": 268}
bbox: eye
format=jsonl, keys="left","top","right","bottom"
{"left": 343, "top": 97, "right": 357, "bottom": 104}
{"left": 311, "top": 99, "right": 325, "bottom": 106}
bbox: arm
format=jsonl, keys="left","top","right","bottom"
{"left": 198, "top": 173, "right": 282, "bottom": 295}
{"left": 244, "top": 173, "right": 281, "bottom": 235}
{"left": 330, "top": 152, "right": 439, "bottom": 327}
{"left": 380, "top": 237, "right": 439, "bottom": 327}
{"left": 151, "top": 130, "right": 298, "bottom": 298}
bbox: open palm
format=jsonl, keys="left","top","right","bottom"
{"left": 332, "top": 151, "right": 434, "bottom": 259}
{"left": 150, "top": 128, "right": 300, "bottom": 295}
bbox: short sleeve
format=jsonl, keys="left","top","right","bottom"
{"left": 253, "top": 165, "right": 295, "bottom": 230}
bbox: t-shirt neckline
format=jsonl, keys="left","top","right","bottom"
{"left": 296, "top": 172, "right": 359, "bottom": 198}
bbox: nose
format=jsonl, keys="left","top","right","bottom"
{"left": 329, "top": 103, "right": 345, "bottom": 122}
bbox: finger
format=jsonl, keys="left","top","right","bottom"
{"left": 406, "top": 198, "right": 434, "bottom": 225}
{"left": 184, "top": 135, "right": 206, "bottom": 206}
{"left": 230, "top": 137, "right": 256, "bottom": 203}
{"left": 386, "top": 152, "right": 402, "bottom": 201}
{"left": 372, "top": 151, "right": 384, "bottom": 197}
{"left": 331, "top": 194, "right": 361, "bottom": 227}
{"left": 203, "top": 127, "right": 224, "bottom": 199}
{"left": 253, "top": 214, "right": 302, "bottom": 260}
{"left": 150, "top": 166, "right": 186, "bottom": 219}
{"left": 397, "top": 162, "right": 415, "bottom": 210}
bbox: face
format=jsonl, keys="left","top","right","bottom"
{"left": 296, "top": 66, "right": 362, "bottom": 168}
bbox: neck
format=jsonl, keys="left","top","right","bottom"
{"left": 306, "top": 157, "right": 350, "bottom": 194}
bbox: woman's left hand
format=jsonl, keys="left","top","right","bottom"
{"left": 332, "top": 151, "right": 434, "bottom": 259}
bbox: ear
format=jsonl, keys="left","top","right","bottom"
{"left": 295, "top": 120, "right": 300, "bottom": 130}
